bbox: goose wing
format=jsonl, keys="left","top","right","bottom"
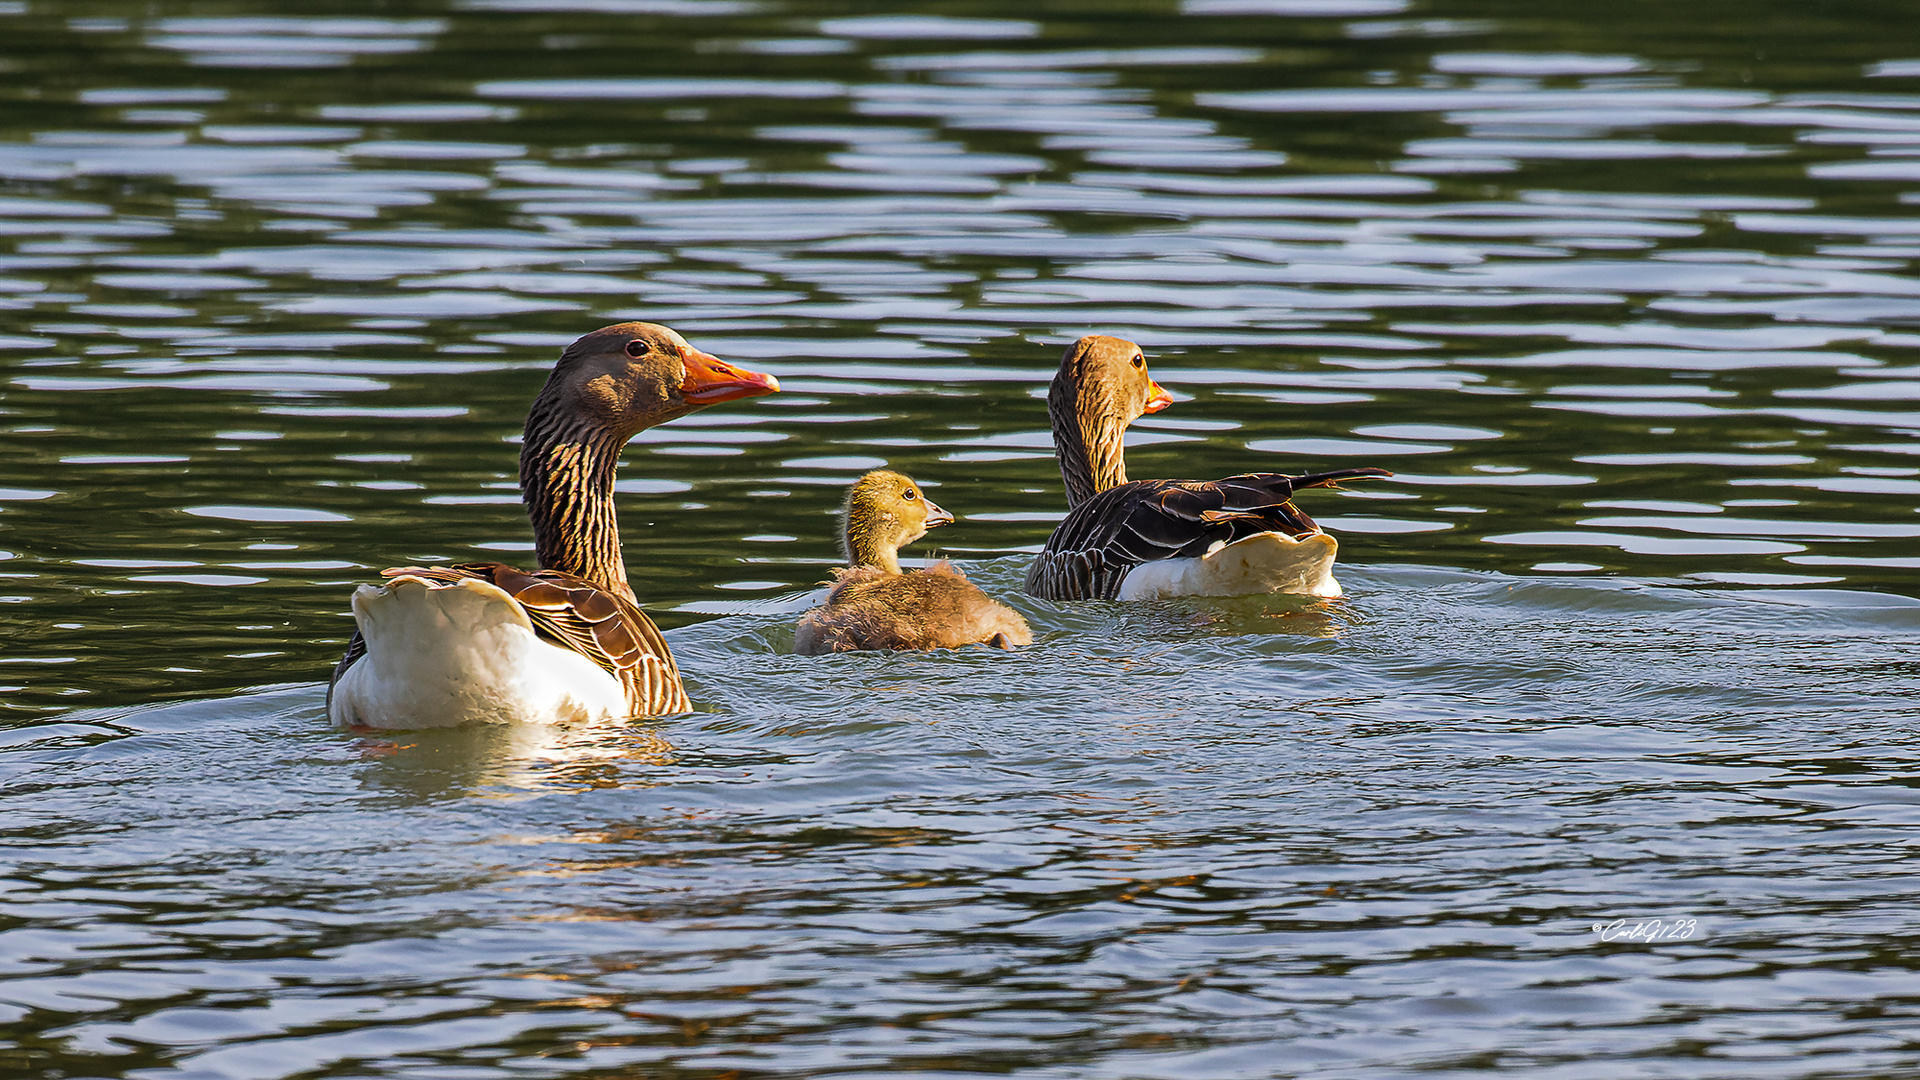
{"left": 1025, "top": 467, "right": 1391, "bottom": 600}
{"left": 328, "top": 562, "right": 688, "bottom": 716}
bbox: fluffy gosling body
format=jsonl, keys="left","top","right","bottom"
{"left": 795, "top": 470, "right": 1032, "bottom": 655}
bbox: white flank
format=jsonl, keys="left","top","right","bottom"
{"left": 328, "top": 576, "right": 626, "bottom": 728}
{"left": 1116, "top": 532, "right": 1343, "bottom": 601}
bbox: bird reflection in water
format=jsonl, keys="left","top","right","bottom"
{"left": 350, "top": 721, "right": 677, "bottom": 797}
{"left": 1120, "top": 592, "right": 1358, "bottom": 640}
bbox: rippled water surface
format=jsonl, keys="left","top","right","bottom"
{"left": 4, "top": 0, "right": 1920, "bottom": 1075}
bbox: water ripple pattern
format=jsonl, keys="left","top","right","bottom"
{"left": 2, "top": 1, "right": 1920, "bottom": 1076}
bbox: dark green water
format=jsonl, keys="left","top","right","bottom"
{"left": 2, "top": 1, "right": 1919, "bottom": 1076}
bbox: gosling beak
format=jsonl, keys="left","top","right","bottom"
{"left": 680, "top": 347, "right": 780, "bottom": 405}
{"left": 923, "top": 499, "right": 955, "bottom": 528}
{"left": 1144, "top": 379, "right": 1174, "bottom": 414}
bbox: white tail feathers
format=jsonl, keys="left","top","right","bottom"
{"left": 1116, "top": 532, "right": 1342, "bottom": 601}
{"left": 328, "top": 576, "right": 626, "bottom": 728}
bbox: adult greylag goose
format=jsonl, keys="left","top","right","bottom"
{"left": 795, "top": 469, "right": 1032, "bottom": 654}
{"left": 1025, "top": 335, "right": 1390, "bottom": 602}
{"left": 327, "top": 322, "right": 779, "bottom": 727}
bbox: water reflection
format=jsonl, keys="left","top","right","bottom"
{"left": 355, "top": 722, "right": 678, "bottom": 796}
{"left": 9, "top": 567, "right": 1916, "bottom": 1075}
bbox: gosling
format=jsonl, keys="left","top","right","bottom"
{"left": 794, "top": 470, "right": 1033, "bottom": 655}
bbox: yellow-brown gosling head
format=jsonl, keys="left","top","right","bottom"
{"left": 842, "top": 469, "right": 954, "bottom": 574}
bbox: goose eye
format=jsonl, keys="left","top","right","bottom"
{"left": 903, "top": 490, "right": 918, "bottom": 501}
{"left": 624, "top": 340, "right": 649, "bottom": 358}
{"left": 1131, "top": 354, "right": 1145, "bottom": 369}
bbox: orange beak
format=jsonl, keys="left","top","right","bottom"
{"left": 679, "top": 347, "right": 780, "bottom": 405}
{"left": 1144, "top": 379, "right": 1174, "bottom": 414}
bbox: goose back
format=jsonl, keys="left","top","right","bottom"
{"left": 1025, "top": 468, "right": 1390, "bottom": 601}
{"left": 329, "top": 562, "right": 688, "bottom": 717}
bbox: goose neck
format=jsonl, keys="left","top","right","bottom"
{"left": 1051, "top": 391, "right": 1129, "bottom": 507}
{"left": 520, "top": 411, "right": 634, "bottom": 602}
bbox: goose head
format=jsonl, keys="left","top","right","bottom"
{"left": 1051, "top": 334, "right": 1173, "bottom": 430}
{"left": 519, "top": 322, "right": 779, "bottom": 598}
{"left": 1047, "top": 335, "right": 1173, "bottom": 505}
{"left": 537, "top": 322, "right": 780, "bottom": 442}
{"left": 843, "top": 469, "right": 953, "bottom": 574}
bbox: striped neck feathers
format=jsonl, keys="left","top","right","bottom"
{"left": 520, "top": 400, "right": 634, "bottom": 602}
{"left": 1048, "top": 373, "right": 1131, "bottom": 507}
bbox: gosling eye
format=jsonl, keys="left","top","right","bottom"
{"left": 1131, "top": 353, "right": 1145, "bottom": 369}
{"left": 902, "top": 489, "right": 918, "bottom": 501}
{"left": 624, "top": 339, "right": 650, "bottom": 358}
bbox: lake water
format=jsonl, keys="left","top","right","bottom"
{"left": 3, "top": 0, "right": 1919, "bottom": 1075}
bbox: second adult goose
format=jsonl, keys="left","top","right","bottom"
{"left": 795, "top": 470, "right": 1032, "bottom": 654}
{"left": 327, "top": 322, "right": 779, "bottom": 728}
{"left": 1025, "top": 335, "right": 1390, "bottom": 602}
